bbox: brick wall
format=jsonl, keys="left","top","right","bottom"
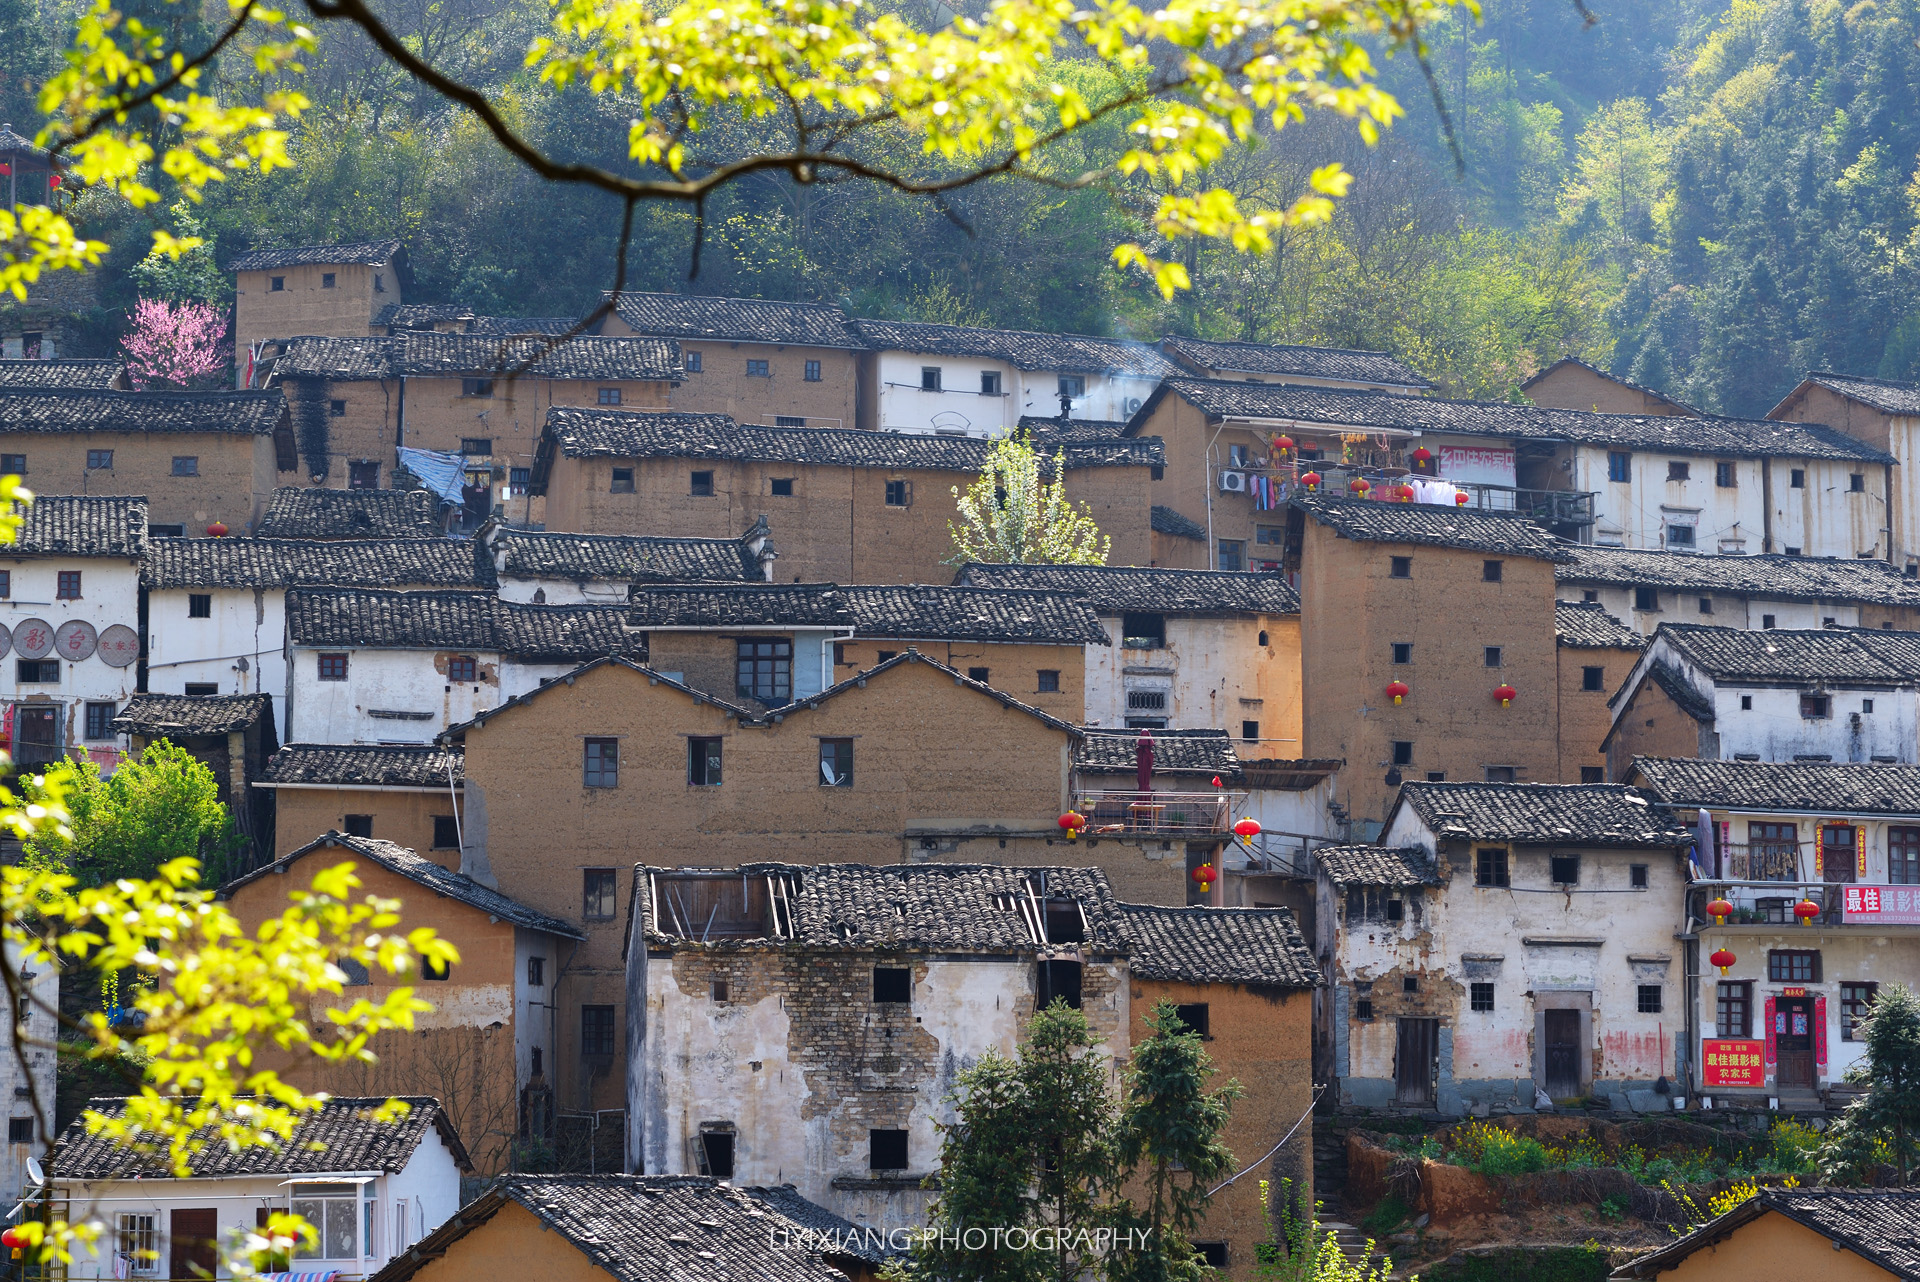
{"left": 600, "top": 313, "right": 860, "bottom": 427}
{"left": 271, "top": 787, "right": 463, "bottom": 864}
{"left": 1557, "top": 643, "right": 1642, "bottom": 782}
{"left": 1524, "top": 364, "right": 1692, "bottom": 416}
{"left": 1604, "top": 679, "right": 1715, "bottom": 781}
{"left": 236, "top": 262, "right": 394, "bottom": 360}
{"left": 0, "top": 430, "right": 284, "bottom": 531}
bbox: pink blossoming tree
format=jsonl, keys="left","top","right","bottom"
{"left": 120, "top": 297, "right": 230, "bottom": 389}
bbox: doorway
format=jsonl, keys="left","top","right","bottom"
{"left": 169, "top": 1208, "right": 219, "bottom": 1279}
{"left": 1394, "top": 1017, "right": 1437, "bottom": 1106}
{"left": 1544, "top": 1009, "right": 1582, "bottom": 1098}
{"left": 1822, "top": 825, "right": 1857, "bottom": 883}
{"left": 1776, "top": 996, "right": 1815, "bottom": 1089}
{"left": 12, "top": 705, "right": 58, "bottom": 767}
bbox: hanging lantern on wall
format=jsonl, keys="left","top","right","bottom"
{"left": 1058, "top": 811, "right": 1086, "bottom": 840}
{"left": 1494, "top": 684, "right": 1518, "bottom": 708}
{"left": 1191, "top": 862, "right": 1216, "bottom": 893}
{"left": 1706, "top": 897, "right": 1734, "bottom": 926}
{"left": 1232, "top": 817, "right": 1262, "bottom": 840}
{"left": 1300, "top": 471, "right": 1323, "bottom": 490}
{"left": 1454, "top": 490, "right": 1469, "bottom": 506}
{"left": 1211, "top": 775, "right": 1223, "bottom": 788}
{"left": 1710, "top": 947, "right": 1738, "bottom": 976}
{"left": 1386, "top": 680, "right": 1410, "bottom": 705}
{"left": 1349, "top": 477, "right": 1371, "bottom": 496}
{"left": 206, "top": 521, "right": 229, "bottom": 537}
{"left": 1794, "top": 898, "right": 1823, "bottom": 926}
{"left": 1275, "top": 435, "right": 1296, "bottom": 456}
{"left": 1411, "top": 447, "right": 1433, "bottom": 464}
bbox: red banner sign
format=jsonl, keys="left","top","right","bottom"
{"left": 1842, "top": 885, "right": 1920, "bottom": 925}
{"left": 1816, "top": 996, "right": 1828, "bottom": 1070}
{"left": 1764, "top": 997, "right": 1777, "bottom": 1071}
{"left": 1703, "top": 1039, "right": 1767, "bottom": 1087}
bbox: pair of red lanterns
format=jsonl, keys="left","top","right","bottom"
{"left": 1706, "top": 896, "right": 1821, "bottom": 927}
{"left": 1382, "top": 681, "right": 1516, "bottom": 707}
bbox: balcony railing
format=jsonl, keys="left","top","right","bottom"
{"left": 1071, "top": 790, "right": 1241, "bottom": 837}
{"left": 1262, "top": 465, "right": 1597, "bottom": 529}
{"left": 1694, "top": 880, "right": 1920, "bottom": 927}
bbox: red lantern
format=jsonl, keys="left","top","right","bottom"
{"left": 1494, "top": 684, "right": 1518, "bottom": 707}
{"left": 1411, "top": 447, "right": 1433, "bottom": 463}
{"left": 1349, "top": 477, "right": 1371, "bottom": 496}
{"left": 1190, "top": 863, "right": 1216, "bottom": 891}
{"left": 1795, "top": 898, "right": 1823, "bottom": 926}
{"left": 1386, "top": 680, "right": 1409, "bottom": 705}
{"left": 1706, "top": 897, "right": 1733, "bottom": 925}
{"left": 1710, "top": 947, "right": 1737, "bottom": 976}
{"left": 1232, "top": 817, "right": 1262, "bottom": 839}
{"left": 1274, "top": 435, "right": 1295, "bottom": 456}
{"left": 206, "top": 521, "right": 229, "bottom": 538}
{"left": 1210, "top": 775, "right": 1223, "bottom": 788}
{"left": 1454, "top": 490, "right": 1469, "bottom": 505}
{"left": 1057, "top": 811, "right": 1085, "bottom": 839}
{"left": 0, "top": 1227, "right": 23, "bottom": 1249}
{"left": 1300, "top": 471, "right": 1322, "bottom": 490}
{"left": 1398, "top": 483, "right": 1416, "bottom": 501}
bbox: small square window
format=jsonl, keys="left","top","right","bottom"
{"left": 8, "top": 1118, "right": 32, "bottom": 1145}
{"left": 528, "top": 956, "right": 545, "bottom": 987}
{"left": 584, "top": 738, "right": 619, "bottom": 788}
{"left": 462, "top": 379, "right": 494, "bottom": 398}
{"left": 1392, "top": 642, "right": 1412, "bottom": 664}
{"left": 1666, "top": 524, "right": 1696, "bottom": 548}
{"left": 1402, "top": 975, "right": 1418, "bottom": 994}
{"left": 885, "top": 479, "right": 910, "bottom": 507}
{"left": 805, "top": 359, "right": 822, "bottom": 382}
{"left": 1475, "top": 848, "right": 1508, "bottom": 887}
{"left": 820, "top": 738, "right": 853, "bottom": 787}
{"left": 967, "top": 666, "right": 989, "bottom": 683}
{"left": 747, "top": 359, "right": 771, "bottom": 377}
{"left": 1484, "top": 646, "right": 1502, "bottom": 667}
{"left": 508, "top": 466, "right": 531, "bottom": 495}
{"left": 1800, "top": 693, "right": 1831, "bottom": 719}
{"left": 1634, "top": 587, "right": 1659, "bottom": 611}
{"left": 1058, "top": 374, "right": 1086, "bottom": 399}
{"left": 1741, "top": 695, "right": 1753, "bottom": 710}
{"left": 374, "top": 273, "right": 385, "bottom": 292}
{"left": 1697, "top": 596, "right": 1713, "bottom": 614}
{"left": 1241, "top": 720, "right": 1259, "bottom": 743}
{"left": 1607, "top": 451, "right": 1631, "bottom": 483}
{"left": 1851, "top": 473, "right": 1867, "bottom": 492}
{"left": 447, "top": 654, "right": 477, "bottom": 683}
{"left": 775, "top": 415, "right": 806, "bottom": 428}
{"left": 1391, "top": 741, "right": 1413, "bottom": 765}
{"left": 1356, "top": 999, "right": 1374, "bottom": 1020}
{"left": 1390, "top": 556, "right": 1412, "bottom": 579}
{"left": 318, "top": 653, "right": 348, "bottom": 681}
{"left": 1762, "top": 614, "right": 1777, "bottom": 629}
{"left": 710, "top": 979, "right": 729, "bottom": 1003}
{"left": 870, "top": 1129, "right": 909, "bottom": 1171}
{"left": 691, "top": 470, "right": 714, "bottom": 496}
{"left": 432, "top": 815, "right": 460, "bottom": 849}
{"left": 1483, "top": 560, "right": 1503, "bottom": 582}
{"left": 183, "top": 682, "right": 218, "bottom": 696}
{"left": 1790, "top": 468, "right": 1806, "bottom": 488}
{"left": 1715, "top": 460, "right": 1737, "bottom": 488}
{"left": 171, "top": 456, "right": 198, "bottom": 476}
{"left": 686, "top": 351, "right": 703, "bottom": 372}
{"left": 1583, "top": 590, "right": 1598, "bottom": 602}
{"left": 611, "top": 468, "right": 635, "bottom": 493}
{"left": 270, "top": 276, "right": 285, "bottom": 291}
{"left": 329, "top": 398, "right": 346, "bottom": 417}
{"left": 1581, "top": 766, "right": 1605, "bottom": 783}
{"left": 1630, "top": 863, "right": 1649, "bottom": 888}
{"left": 1037, "top": 670, "right": 1060, "bottom": 693}
{"left": 1217, "top": 540, "right": 1244, "bottom": 572}
{"left": 1173, "top": 1002, "right": 1209, "bottom": 1037}
{"left": 1470, "top": 982, "right": 1495, "bottom": 1012}
{"left": 1638, "top": 985, "right": 1663, "bottom": 1013}
{"left": 84, "top": 702, "right": 116, "bottom": 740}
{"left": 597, "top": 386, "right": 623, "bottom": 406}
{"left": 1864, "top": 699, "right": 1876, "bottom": 713}
{"left": 460, "top": 437, "right": 493, "bottom": 456}
{"left": 1667, "top": 460, "right": 1690, "bottom": 481}
{"left": 0, "top": 455, "right": 22, "bottom": 475}
{"left": 689, "top": 736, "right": 723, "bottom": 786}
{"left": 980, "top": 371, "right": 1001, "bottom": 395}
{"left": 1582, "top": 666, "right": 1604, "bottom": 691}
{"left": 1485, "top": 765, "right": 1517, "bottom": 783}
{"left": 56, "top": 570, "right": 80, "bottom": 599}
{"left": 1550, "top": 854, "right": 1580, "bottom": 884}
{"left": 583, "top": 868, "right": 618, "bottom": 918}
{"left": 873, "top": 967, "right": 911, "bottom": 1003}
{"left": 188, "top": 593, "right": 212, "bottom": 618}
{"left": 771, "top": 478, "right": 794, "bottom": 496}
{"left": 1385, "top": 899, "right": 1404, "bottom": 922}
{"left": 86, "top": 449, "right": 112, "bottom": 470}
{"left": 321, "top": 272, "right": 336, "bottom": 288}
{"left": 344, "top": 814, "right": 373, "bottom": 838}
{"left": 349, "top": 460, "right": 379, "bottom": 489}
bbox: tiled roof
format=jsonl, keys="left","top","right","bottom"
{"left": 0, "top": 125, "right": 47, "bottom": 154}
{"left": 1314, "top": 844, "right": 1441, "bottom": 886}
{"left": 370, "top": 1176, "right": 872, "bottom": 1282}
{"left": 1616, "top": 1187, "right": 1920, "bottom": 1280}
{"left": 607, "top": 290, "right": 864, "bottom": 349}
{"left": 952, "top": 562, "right": 1300, "bottom": 614}
{"left": 225, "top": 240, "right": 403, "bottom": 272}
{"left": 1160, "top": 336, "right": 1430, "bottom": 388}
{"left": 1653, "top": 623, "right": 1920, "bottom": 683}
{"left": 262, "top": 744, "right": 463, "bottom": 788}
{"left": 1638, "top": 662, "right": 1717, "bottom": 723}
{"left": 1521, "top": 356, "right": 1696, "bottom": 413}
{"left": 222, "top": 833, "right": 581, "bottom": 938}
{"left": 1150, "top": 505, "right": 1207, "bottom": 541}
{"left": 0, "top": 388, "right": 288, "bottom": 436}
{"left": 9, "top": 496, "right": 146, "bottom": 557}
{"left": 373, "top": 304, "right": 573, "bottom": 333}
{"left": 286, "top": 588, "right": 639, "bottom": 659}
{"left": 1075, "top": 728, "right": 1245, "bottom": 781}
{"left": 255, "top": 487, "right": 443, "bottom": 539}
{"left": 143, "top": 537, "right": 485, "bottom": 589}
{"left": 113, "top": 694, "right": 271, "bottom": 737}
{"left": 1558, "top": 544, "right": 1920, "bottom": 606}
{"left": 0, "top": 359, "right": 124, "bottom": 389}
{"left": 1799, "top": 371, "right": 1920, "bottom": 417}
{"left": 739, "top": 1184, "right": 901, "bottom": 1265}
{"left": 51, "top": 1094, "right": 468, "bottom": 1179}
{"left": 1629, "top": 756, "right": 1920, "bottom": 816}
{"left": 1292, "top": 491, "right": 1573, "bottom": 561}
{"left": 1019, "top": 415, "right": 1134, "bottom": 445}
{"left": 1112, "top": 903, "right": 1318, "bottom": 987}
{"left": 273, "top": 333, "right": 681, "bottom": 381}
{"left": 1555, "top": 601, "right": 1644, "bottom": 650}
{"left": 1393, "top": 781, "right": 1691, "bottom": 846}
{"left": 624, "top": 582, "right": 1110, "bottom": 645}
{"left": 853, "top": 319, "right": 1177, "bottom": 376}
{"left": 491, "top": 528, "right": 762, "bottom": 583}
{"left": 538, "top": 408, "right": 1162, "bottom": 472}
{"left": 1149, "top": 378, "right": 1894, "bottom": 463}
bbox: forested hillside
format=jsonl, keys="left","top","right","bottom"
{"left": 9, "top": 0, "right": 1918, "bottom": 409}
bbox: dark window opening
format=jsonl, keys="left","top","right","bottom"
{"left": 980, "top": 371, "right": 1001, "bottom": 395}
{"left": 1036, "top": 960, "right": 1082, "bottom": 1010}
{"left": 583, "top": 869, "right": 618, "bottom": 919}
{"left": 1242, "top": 720, "right": 1259, "bottom": 743}
{"left": 967, "top": 666, "right": 989, "bottom": 683}
{"left": 775, "top": 415, "right": 805, "bottom": 427}
{"left": 1717, "top": 982, "right": 1752, "bottom": 1038}
{"left": 1390, "top": 556, "right": 1412, "bottom": 579}
{"left": 7, "top": 1118, "right": 32, "bottom": 1145}
{"left": 771, "top": 477, "right": 794, "bottom": 496}
{"left": 1194, "top": 1243, "right": 1228, "bottom": 1269}
{"left": 1550, "top": 854, "right": 1580, "bottom": 884}
{"left": 1634, "top": 587, "right": 1659, "bottom": 611}
{"left": 819, "top": 738, "right": 853, "bottom": 787}
{"left": 183, "top": 682, "right": 217, "bottom": 697}
{"left": 1483, "top": 560, "right": 1503, "bottom": 582}
{"left": 1391, "top": 741, "right": 1413, "bottom": 765}
{"left": 461, "top": 379, "right": 494, "bottom": 399}
{"left": 805, "top": 359, "right": 822, "bottom": 381}
{"left": 1790, "top": 468, "right": 1806, "bottom": 488}
{"left": 422, "top": 955, "right": 451, "bottom": 980}
{"left": 1037, "top": 670, "right": 1060, "bottom": 693}
{"left": 1392, "top": 643, "right": 1412, "bottom": 664}
{"left": 1768, "top": 949, "right": 1821, "bottom": 983}
{"left": 885, "top": 479, "right": 911, "bottom": 507}
{"left": 1763, "top": 614, "right": 1777, "bottom": 628}
{"left": 84, "top": 702, "right": 116, "bottom": 740}
{"left": 1485, "top": 765, "right": 1517, "bottom": 783}
{"left": 188, "top": 594, "right": 212, "bottom": 618}
{"left": 321, "top": 272, "right": 336, "bottom": 288}
{"left": 737, "top": 638, "right": 792, "bottom": 703}
{"left": 690, "top": 470, "right": 714, "bottom": 496}
{"left": 1475, "top": 848, "right": 1509, "bottom": 887}
{"left": 1484, "top": 646, "right": 1502, "bottom": 667}
{"left": 56, "top": 570, "right": 80, "bottom": 599}
{"left": 1715, "top": 461, "right": 1737, "bottom": 488}
{"left": 870, "top": 1129, "right": 909, "bottom": 1171}
{"left": 1608, "top": 451, "right": 1631, "bottom": 483}
{"left": 343, "top": 815, "right": 373, "bottom": 838}
{"left": 611, "top": 468, "right": 635, "bottom": 493}
{"left": 874, "top": 967, "right": 912, "bottom": 1004}
{"left": 1667, "top": 461, "right": 1690, "bottom": 481}
{"left": 1666, "top": 524, "right": 1696, "bottom": 548}
{"left": 432, "top": 816, "right": 460, "bottom": 849}
{"left": 1801, "top": 694, "right": 1831, "bottom": 719}
{"left": 746, "top": 358, "right": 770, "bottom": 377}
{"left": 1402, "top": 975, "right": 1418, "bottom": 993}
{"left": 1385, "top": 899, "right": 1404, "bottom": 922}
{"left": 348, "top": 460, "right": 378, "bottom": 488}
{"left": 1217, "top": 540, "right": 1244, "bottom": 572}
{"left": 1630, "top": 863, "right": 1649, "bottom": 888}
{"left": 1851, "top": 473, "right": 1867, "bottom": 492}
{"left": 1638, "top": 985, "right": 1663, "bottom": 1013}
{"left": 584, "top": 738, "right": 619, "bottom": 788}
{"left": 1121, "top": 612, "right": 1166, "bottom": 648}
{"left": 86, "top": 449, "right": 112, "bottom": 470}
{"left": 0, "top": 454, "right": 23, "bottom": 475}
{"left": 528, "top": 956, "right": 544, "bottom": 987}
{"left": 1470, "top": 983, "right": 1495, "bottom": 1012}
{"left": 685, "top": 351, "right": 702, "bottom": 372}
{"left": 697, "top": 1129, "right": 735, "bottom": 1178}
{"left": 689, "top": 736, "right": 724, "bottom": 786}
{"left": 269, "top": 276, "right": 285, "bottom": 291}
{"left": 1172, "top": 1003, "right": 1210, "bottom": 1038}
{"left": 1842, "top": 982, "right": 1879, "bottom": 1041}
{"left": 581, "top": 1005, "right": 616, "bottom": 1057}
{"left": 1356, "top": 1000, "right": 1374, "bottom": 1021}
{"left": 920, "top": 366, "right": 942, "bottom": 391}
{"left": 329, "top": 399, "right": 347, "bottom": 418}
{"left": 597, "top": 387, "right": 622, "bottom": 406}
{"left": 1582, "top": 666, "right": 1605, "bottom": 691}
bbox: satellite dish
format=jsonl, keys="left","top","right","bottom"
{"left": 25, "top": 1156, "right": 43, "bottom": 1186}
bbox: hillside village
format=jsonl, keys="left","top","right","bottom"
{"left": 9, "top": 235, "right": 1920, "bottom": 1281}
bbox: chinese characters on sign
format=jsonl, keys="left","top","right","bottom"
{"left": 1702, "top": 1039, "right": 1767, "bottom": 1087}
{"left": 1842, "top": 885, "right": 1920, "bottom": 925}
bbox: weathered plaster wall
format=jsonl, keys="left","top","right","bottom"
{"left": 1523, "top": 365, "right": 1693, "bottom": 417}
{"left": 235, "top": 261, "right": 394, "bottom": 361}
{"left": 0, "top": 431, "right": 283, "bottom": 532}
{"left": 1558, "top": 642, "right": 1641, "bottom": 783}
{"left": 145, "top": 585, "right": 286, "bottom": 702}
{"left": 0, "top": 554, "right": 141, "bottom": 761}
{"left": 1082, "top": 613, "right": 1301, "bottom": 747}
{"left": 267, "top": 786, "right": 461, "bottom": 862}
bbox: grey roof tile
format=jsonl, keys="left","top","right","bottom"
{"left": 1802, "top": 371, "right": 1920, "bottom": 417}
{"left": 853, "top": 319, "right": 1177, "bottom": 376}
{"left": 287, "top": 588, "right": 639, "bottom": 659}
{"left": 225, "top": 240, "right": 402, "bottom": 272}
{"left": 0, "top": 388, "right": 287, "bottom": 436}
{"left": 273, "top": 333, "right": 681, "bottom": 381}
{"left": 1151, "top": 378, "right": 1893, "bottom": 462}
{"left": 1075, "top": 728, "right": 1244, "bottom": 780}
{"left": 1293, "top": 491, "right": 1573, "bottom": 561}
{"left": 372, "top": 304, "right": 575, "bottom": 335}
{"left": 113, "top": 693, "right": 272, "bottom": 736}
{"left": 1654, "top": 623, "right": 1920, "bottom": 683}
{"left": 1618, "top": 1188, "right": 1920, "bottom": 1280}
{"left": 262, "top": 744, "right": 462, "bottom": 787}
{"left": 9, "top": 496, "right": 146, "bottom": 556}
{"left": 1394, "top": 781, "right": 1691, "bottom": 846}
{"left": 1555, "top": 601, "right": 1644, "bottom": 650}
{"left": 1558, "top": 545, "right": 1920, "bottom": 606}
{"left": 1314, "top": 844, "right": 1442, "bottom": 886}
{"left": 492, "top": 528, "right": 761, "bottom": 582}
{"left": 1150, "top": 505, "right": 1207, "bottom": 540}
{"left": 538, "top": 408, "right": 1161, "bottom": 472}
{"left": 1630, "top": 756, "right": 1920, "bottom": 815}
{"left": 222, "top": 833, "right": 581, "bottom": 938}
{"left": 1638, "top": 663, "right": 1717, "bottom": 723}
{"left": 0, "top": 359, "right": 124, "bottom": 389}
{"left": 1161, "top": 337, "right": 1431, "bottom": 388}
{"left": 625, "top": 582, "right": 1110, "bottom": 645}
{"left": 52, "top": 1094, "right": 467, "bottom": 1179}
{"left": 1112, "top": 903, "right": 1318, "bottom": 987}
{"left": 607, "top": 291, "right": 864, "bottom": 349}
{"left": 1019, "top": 415, "right": 1134, "bottom": 445}
{"left": 952, "top": 562, "right": 1299, "bottom": 614}
{"left": 255, "top": 487, "right": 443, "bottom": 539}
{"left": 142, "top": 537, "right": 485, "bottom": 589}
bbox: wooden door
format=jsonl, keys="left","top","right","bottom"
{"left": 13, "top": 705, "right": 57, "bottom": 767}
{"left": 1777, "top": 997, "right": 1815, "bottom": 1088}
{"left": 1544, "top": 1009, "right": 1582, "bottom": 1098}
{"left": 1822, "top": 825, "right": 1857, "bottom": 883}
{"left": 169, "top": 1208, "right": 219, "bottom": 1279}
{"left": 1394, "top": 1017, "right": 1436, "bottom": 1105}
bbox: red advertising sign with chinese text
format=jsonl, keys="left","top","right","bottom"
{"left": 1703, "top": 1039, "right": 1767, "bottom": 1087}
{"left": 1842, "top": 885, "right": 1920, "bottom": 925}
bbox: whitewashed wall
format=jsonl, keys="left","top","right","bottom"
{"left": 1557, "top": 585, "right": 1869, "bottom": 635}
{"left": 870, "top": 350, "right": 1160, "bottom": 436}
{"left": 1083, "top": 614, "right": 1294, "bottom": 745}
{"left": 285, "top": 646, "right": 581, "bottom": 743}
{"left": 0, "top": 556, "right": 141, "bottom": 760}
{"left": 0, "top": 940, "right": 58, "bottom": 1197}
{"left": 145, "top": 586, "right": 287, "bottom": 701}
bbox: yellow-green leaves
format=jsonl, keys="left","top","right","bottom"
{"left": 947, "top": 432, "right": 1110, "bottom": 566}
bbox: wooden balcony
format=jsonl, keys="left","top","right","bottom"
{"left": 1070, "top": 790, "right": 1241, "bottom": 837}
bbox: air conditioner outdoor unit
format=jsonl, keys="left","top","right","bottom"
{"left": 1125, "top": 397, "right": 1144, "bottom": 415}
{"left": 1219, "top": 470, "right": 1246, "bottom": 493}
